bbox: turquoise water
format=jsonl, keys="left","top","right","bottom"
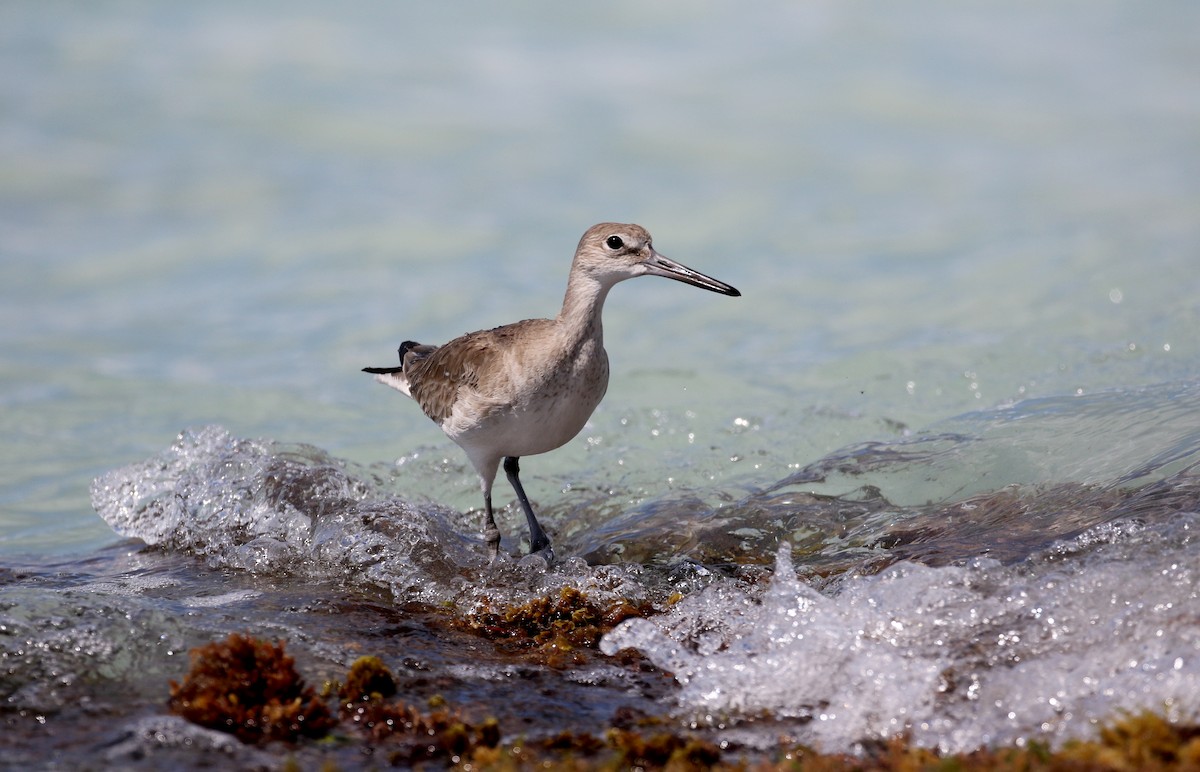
{"left": 3, "top": 1, "right": 1199, "bottom": 765}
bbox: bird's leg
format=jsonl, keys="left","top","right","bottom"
{"left": 503, "top": 456, "right": 553, "bottom": 557}
{"left": 482, "top": 491, "right": 501, "bottom": 560}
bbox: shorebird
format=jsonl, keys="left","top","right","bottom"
{"left": 363, "top": 223, "right": 740, "bottom": 561}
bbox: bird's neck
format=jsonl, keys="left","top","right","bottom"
{"left": 556, "top": 271, "right": 612, "bottom": 346}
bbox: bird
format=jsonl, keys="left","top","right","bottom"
{"left": 363, "top": 222, "right": 740, "bottom": 561}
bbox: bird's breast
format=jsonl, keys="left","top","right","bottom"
{"left": 443, "top": 337, "right": 609, "bottom": 458}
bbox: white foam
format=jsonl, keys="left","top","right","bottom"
{"left": 181, "top": 590, "right": 263, "bottom": 608}
{"left": 89, "top": 425, "right": 651, "bottom": 610}
{"left": 603, "top": 520, "right": 1200, "bottom": 753}
{"left": 90, "top": 425, "right": 480, "bottom": 602}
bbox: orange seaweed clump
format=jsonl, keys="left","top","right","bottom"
{"left": 606, "top": 728, "right": 723, "bottom": 771}
{"left": 338, "top": 655, "right": 398, "bottom": 703}
{"left": 460, "top": 586, "right": 649, "bottom": 665}
{"left": 333, "top": 654, "right": 502, "bottom": 764}
{"left": 1066, "top": 710, "right": 1200, "bottom": 771}
{"left": 343, "top": 697, "right": 502, "bottom": 765}
{"left": 770, "top": 711, "right": 1200, "bottom": 772}
{"left": 167, "top": 632, "right": 335, "bottom": 744}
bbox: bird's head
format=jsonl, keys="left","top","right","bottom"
{"left": 571, "top": 222, "right": 741, "bottom": 297}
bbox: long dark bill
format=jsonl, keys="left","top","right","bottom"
{"left": 645, "top": 251, "right": 741, "bottom": 297}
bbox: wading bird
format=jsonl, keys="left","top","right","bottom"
{"left": 364, "top": 223, "right": 740, "bottom": 560}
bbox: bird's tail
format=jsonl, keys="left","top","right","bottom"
{"left": 362, "top": 340, "right": 426, "bottom": 375}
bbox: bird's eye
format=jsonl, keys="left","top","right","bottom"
{"left": 605, "top": 235, "right": 624, "bottom": 250}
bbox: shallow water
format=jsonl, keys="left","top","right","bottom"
{"left": 3, "top": 0, "right": 1199, "bottom": 766}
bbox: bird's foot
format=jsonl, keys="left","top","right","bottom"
{"left": 484, "top": 526, "right": 502, "bottom": 562}
{"left": 528, "top": 537, "right": 555, "bottom": 567}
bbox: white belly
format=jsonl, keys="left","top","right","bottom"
{"left": 447, "top": 381, "right": 605, "bottom": 459}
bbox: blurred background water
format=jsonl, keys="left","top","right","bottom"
{"left": 2, "top": 0, "right": 1199, "bottom": 765}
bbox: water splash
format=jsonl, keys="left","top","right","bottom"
{"left": 88, "top": 417, "right": 1200, "bottom": 755}
{"left": 89, "top": 425, "right": 658, "bottom": 609}
{"left": 603, "top": 524, "right": 1200, "bottom": 753}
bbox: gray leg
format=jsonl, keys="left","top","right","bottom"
{"left": 482, "top": 491, "right": 501, "bottom": 560}
{"left": 503, "top": 456, "right": 552, "bottom": 556}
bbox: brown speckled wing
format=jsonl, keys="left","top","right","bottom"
{"left": 407, "top": 330, "right": 498, "bottom": 424}
{"left": 406, "top": 319, "right": 562, "bottom": 425}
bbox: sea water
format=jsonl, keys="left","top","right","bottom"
{"left": 2, "top": 1, "right": 1198, "bottom": 766}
